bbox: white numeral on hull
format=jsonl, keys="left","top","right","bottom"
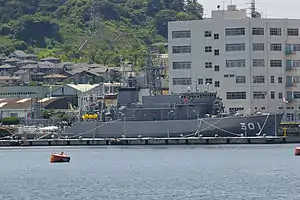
{"left": 240, "top": 122, "right": 262, "bottom": 131}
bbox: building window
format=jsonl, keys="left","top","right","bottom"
{"left": 252, "top": 59, "right": 265, "bottom": 67}
{"left": 252, "top": 27, "right": 264, "bottom": 35}
{"left": 270, "top": 44, "right": 282, "bottom": 51}
{"left": 270, "top": 28, "right": 281, "bottom": 36}
{"left": 293, "top": 76, "right": 300, "bottom": 84}
{"left": 172, "top": 61, "right": 191, "bottom": 69}
{"left": 226, "top": 92, "right": 246, "bottom": 100}
{"left": 214, "top": 49, "right": 219, "bottom": 55}
{"left": 271, "top": 91, "right": 275, "bottom": 99}
{"left": 173, "top": 78, "right": 192, "bottom": 85}
{"left": 224, "top": 74, "right": 235, "bottom": 78}
{"left": 214, "top": 65, "right": 220, "bottom": 71}
{"left": 288, "top": 28, "right": 299, "bottom": 36}
{"left": 226, "top": 43, "right": 245, "bottom": 52}
{"left": 294, "top": 92, "right": 300, "bottom": 99}
{"left": 215, "top": 81, "right": 220, "bottom": 87}
{"left": 225, "top": 28, "right": 245, "bottom": 36}
{"left": 226, "top": 59, "right": 246, "bottom": 68}
{"left": 252, "top": 43, "right": 264, "bottom": 51}
{"left": 278, "top": 77, "right": 282, "bottom": 83}
{"left": 205, "top": 62, "right": 212, "bottom": 68}
{"left": 253, "top": 76, "right": 265, "bottom": 83}
{"left": 253, "top": 91, "right": 266, "bottom": 99}
{"left": 172, "top": 46, "right": 191, "bottom": 54}
{"left": 278, "top": 92, "right": 283, "bottom": 99}
{"left": 205, "top": 31, "right": 212, "bottom": 37}
{"left": 293, "top": 44, "right": 300, "bottom": 51}
{"left": 214, "top": 34, "right": 219, "bottom": 39}
{"left": 293, "top": 60, "right": 300, "bottom": 67}
{"left": 172, "top": 30, "right": 191, "bottom": 38}
{"left": 205, "top": 78, "right": 212, "bottom": 84}
{"left": 205, "top": 46, "right": 212, "bottom": 52}
{"left": 270, "top": 60, "right": 282, "bottom": 67}
{"left": 236, "top": 76, "right": 246, "bottom": 84}
{"left": 198, "top": 78, "right": 203, "bottom": 84}
{"left": 271, "top": 76, "right": 275, "bottom": 83}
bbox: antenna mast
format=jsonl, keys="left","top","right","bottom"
{"left": 144, "top": 44, "right": 165, "bottom": 96}
{"left": 250, "top": 0, "right": 256, "bottom": 18}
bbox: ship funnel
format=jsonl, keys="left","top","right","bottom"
{"left": 117, "top": 87, "right": 139, "bottom": 106}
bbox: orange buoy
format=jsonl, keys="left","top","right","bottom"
{"left": 50, "top": 152, "right": 70, "bottom": 163}
{"left": 295, "top": 147, "right": 300, "bottom": 156}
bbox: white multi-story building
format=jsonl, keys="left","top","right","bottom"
{"left": 168, "top": 4, "right": 300, "bottom": 121}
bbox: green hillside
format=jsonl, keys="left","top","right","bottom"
{"left": 0, "top": 0, "right": 203, "bottom": 68}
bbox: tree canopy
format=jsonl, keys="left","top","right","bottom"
{"left": 0, "top": 0, "right": 203, "bottom": 68}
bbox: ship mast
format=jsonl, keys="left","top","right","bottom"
{"left": 250, "top": 0, "right": 256, "bottom": 18}
{"left": 144, "top": 43, "right": 167, "bottom": 96}
{"left": 250, "top": 0, "right": 262, "bottom": 18}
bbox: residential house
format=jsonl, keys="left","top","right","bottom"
{"left": 14, "top": 60, "right": 38, "bottom": 68}
{"left": 0, "top": 64, "right": 17, "bottom": 75}
{"left": 40, "top": 57, "right": 61, "bottom": 64}
{"left": 31, "top": 72, "right": 45, "bottom": 82}
{"left": 0, "top": 71, "right": 11, "bottom": 77}
{"left": 62, "top": 63, "right": 111, "bottom": 84}
{"left": 0, "top": 55, "right": 7, "bottom": 65}
{"left": 9, "top": 50, "right": 38, "bottom": 60}
{"left": 43, "top": 74, "right": 67, "bottom": 84}
{"left": 65, "top": 70, "right": 104, "bottom": 84}
{"left": 59, "top": 62, "right": 75, "bottom": 71}
{"left": 13, "top": 69, "right": 31, "bottom": 83}
{"left": 3, "top": 57, "right": 21, "bottom": 65}
{"left": 21, "top": 63, "right": 61, "bottom": 75}
{"left": 0, "top": 76, "right": 21, "bottom": 86}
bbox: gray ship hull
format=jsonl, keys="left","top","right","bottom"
{"left": 64, "top": 113, "right": 283, "bottom": 138}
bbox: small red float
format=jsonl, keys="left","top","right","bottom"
{"left": 294, "top": 147, "right": 300, "bottom": 156}
{"left": 50, "top": 152, "right": 71, "bottom": 163}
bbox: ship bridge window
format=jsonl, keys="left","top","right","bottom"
{"left": 229, "top": 107, "right": 244, "bottom": 112}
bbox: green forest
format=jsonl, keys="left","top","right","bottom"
{"left": 0, "top": 0, "right": 203, "bottom": 68}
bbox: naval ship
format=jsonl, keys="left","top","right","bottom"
{"left": 64, "top": 80, "right": 283, "bottom": 139}
{"left": 64, "top": 46, "right": 283, "bottom": 138}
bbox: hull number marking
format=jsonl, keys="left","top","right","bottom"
{"left": 240, "top": 122, "right": 262, "bottom": 131}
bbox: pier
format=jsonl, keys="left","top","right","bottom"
{"left": 1, "top": 136, "right": 300, "bottom": 147}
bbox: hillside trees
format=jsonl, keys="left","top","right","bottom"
{"left": 0, "top": 0, "right": 203, "bottom": 68}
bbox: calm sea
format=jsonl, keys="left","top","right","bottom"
{"left": 0, "top": 144, "right": 299, "bottom": 200}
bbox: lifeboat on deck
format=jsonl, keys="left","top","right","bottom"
{"left": 294, "top": 147, "right": 300, "bottom": 156}
{"left": 50, "top": 152, "right": 70, "bottom": 163}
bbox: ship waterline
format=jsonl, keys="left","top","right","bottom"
{"left": 64, "top": 113, "right": 284, "bottom": 138}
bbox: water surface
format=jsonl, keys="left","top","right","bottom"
{"left": 0, "top": 144, "right": 299, "bottom": 200}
